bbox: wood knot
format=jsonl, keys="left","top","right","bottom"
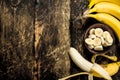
{"left": 10, "top": 0, "right": 21, "bottom": 7}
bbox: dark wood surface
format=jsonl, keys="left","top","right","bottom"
{"left": 37, "top": 0, "right": 71, "bottom": 79}
{"left": 0, "top": 0, "right": 120, "bottom": 80}
{"left": 0, "top": 0, "right": 35, "bottom": 80}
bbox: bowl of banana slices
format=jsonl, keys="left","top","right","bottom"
{"left": 84, "top": 23, "right": 115, "bottom": 54}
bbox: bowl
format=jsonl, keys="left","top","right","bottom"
{"left": 84, "top": 23, "right": 115, "bottom": 54}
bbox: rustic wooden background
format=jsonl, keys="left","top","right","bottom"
{"left": 0, "top": 0, "right": 120, "bottom": 80}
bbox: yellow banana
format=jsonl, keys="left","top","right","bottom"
{"left": 89, "top": 0, "right": 120, "bottom": 8}
{"left": 83, "top": 13, "right": 120, "bottom": 42}
{"left": 93, "top": 62, "right": 119, "bottom": 77}
{"left": 88, "top": 2, "right": 120, "bottom": 20}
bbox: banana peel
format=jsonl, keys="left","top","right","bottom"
{"left": 93, "top": 62, "right": 119, "bottom": 77}
{"left": 91, "top": 54, "right": 119, "bottom": 78}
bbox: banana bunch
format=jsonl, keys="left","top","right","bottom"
{"left": 82, "top": 0, "right": 120, "bottom": 79}
{"left": 84, "top": 0, "right": 120, "bottom": 42}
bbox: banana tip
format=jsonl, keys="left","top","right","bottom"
{"left": 92, "top": 63, "right": 112, "bottom": 80}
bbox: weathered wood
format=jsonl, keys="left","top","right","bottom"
{"left": 37, "top": 0, "right": 71, "bottom": 79}
{"left": 1, "top": 0, "right": 120, "bottom": 80}
{"left": 70, "top": 0, "right": 89, "bottom": 80}
{"left": 0, "top": 0, "right": 35, "bottom": 80}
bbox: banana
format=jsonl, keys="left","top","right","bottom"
{"left": 106, "top": 36, "right": 113, "bottom": 45}
{"left": 103, "top": 31, "right": 113, "bottom": 45}
{"left": 88, "top": 0, "right": 120, "bottom": 8}
{"left": 89, "top": 34, "right": 96, "bottom": 39}
{"left": 93, "top": 37, "right": 101, "bottom": 46}
{"left": 91, "top": 54, "right": 118, "bottom": 63}
{"left": 88, "top": 2, "right": 120, "bottom": 20}
{"left": 93, "top": 62, "right": 119, "bottom": 77}
{"left": 94, "top": 45, "right": 103, "bottom": 51}
{"left": 91, "top": 54, "right": 119, "bottom": 78}
{"left": 88, "top": 0, "right": 91, "bottom": 2}
{"left": 69, "top": 47, "right": 112, "bottom": 80}
{"left": 103, "top": 31, "right": 111, "bottom": 39}
{"left": 103, "top": 40, "right": 112, "bottom": 47}
{"left": 85, "top": 38, "right": 94, "bottom": 45}
{"left": 100, "top": 37, "right": 105, "bottom": 45}
{"left": 88, "top": 45, "right": 94, "bottom": 49}
{"left": 95, "top": 28, "right": 103, "bottom": 37}
{"left": 83, "top": 13, "right": 120, "bottom": 42}
{"left": 89, "top": 28, "right": 95, "bottom": 35}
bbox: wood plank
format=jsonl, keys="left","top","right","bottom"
{"left": 36, "top": 0, "right": 71, "bottom": 79}
{"left": 0, "top": 0, "right": 35, "bottom": 80}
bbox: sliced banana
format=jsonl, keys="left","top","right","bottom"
{"left": 89, "top": 34, "right": 96, "bottom": 39}
{"left": 89, "top": 28, "right": 95, "bottom": 35}
{"left": 103, "top": 40, "right": 108, "bottom": 47}
{"left": 103, "top": 40, "right": 112, "bottom": 47}
{"left": 85, "top": 38, "right": 94, "bottom": 45}
{"left": 102, "top": 31, "right": 111, "bottom": 39}
{"left": 103, "top": 31, "right": 113, "bottom": 44}
{"left": 85, "top": 27, "right": 113, "bottom": 51}
{"left": 94, "top": 45, "right": 103, "bottom": 51}
{"left": 93, "top": 37, "right": 101, "bottom": 46}
{"left": 100, "top": 37, "right": 105, "bottom": 45}
{"left": 106, "top": 35, "right": 113, "bottom": 44}
{"left": 88, "top": 45, "right": 94, "bottom": 49}
{"left": 95, "top": 28, "right": 103, "bottom": 37}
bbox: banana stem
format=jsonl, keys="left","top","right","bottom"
{"left": 58, "top": 72, "right": 90, "bottom": 80}
{"left": 83, "top": 13, "right": 95, "bottom": 19}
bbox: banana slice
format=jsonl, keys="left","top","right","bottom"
{"left": 88, "top": 45, "right": 94, "bottom": 49}
{"left": 106, "top": 35, "right": 113, "bottom": 44}
{"left": 89, "top": 34, "right": 96, "bottom": 39}
{"left": 103, "top": 31, "right": 113, "bottom": 44}
{"left": 103, "top": 40, "right": 112, "bottom": 47}
{"left": 102, "top": 31, "right": 111, "bottom": 39}
{"left": 93, "top": 37, "right": 101, "bottom": 46}
{"left": 94, "top": 45, "right": 103, "bottom": 51}
{"left": 100, "top": 37, "right": 105, "bottom": 45}
{"left": 85, "top": 38, "right": 94, "bottom": 45}
{"left": 89, "top": 28, "right": 95, "bottom": 35}
{"left": 95, "top": 28, "right": 103, "bottom": 37}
